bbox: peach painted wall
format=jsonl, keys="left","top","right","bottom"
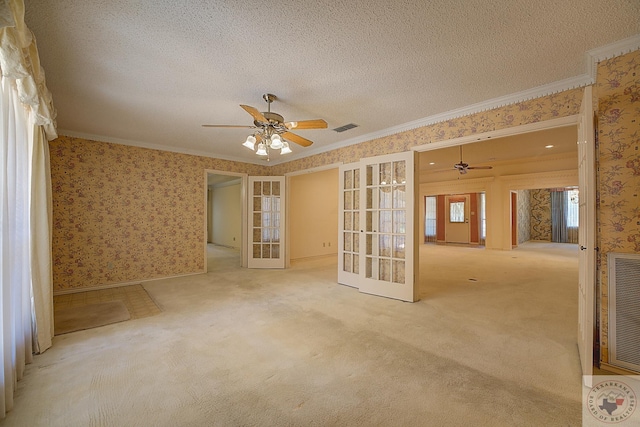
{"left": 50, "top": 136, "right": 268, "bottom": 292}
{"left": 289, "top": 168, "right": 339, "bottom": 259}
{"left": 211, "top": 182, "right": 242, "bottom": 248}
{"left": 594, "top": 49, "right": 640, "bottom": 365}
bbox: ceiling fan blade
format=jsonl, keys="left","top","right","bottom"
{"left": 467, "top": 166, "right": 493, "bottom": 170}
{"left": 285, "top": 119, "right": 328, "bottom": 130}
{"left": 240, "top": 104, "right": 268, "bottom": 123}
{"left": 202, "top": 124, "right": 256, "bottom": 128}
{"left": 282, "top": 131, "right": 313, "bottom": 147}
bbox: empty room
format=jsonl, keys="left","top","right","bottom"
{"left": 2, "top": 1, "right": 640, "bottom": 425}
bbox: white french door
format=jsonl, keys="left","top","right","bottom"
{"left": 577, "top": 86, "right": 596, "bottom": 386}
{"left": 248, "top": 176, "right": 285, "bottom": 269}
{"left": 338, "top": 162, "right": 361, "bottom": 287}
{"left": 338, "top": 151, "right": 418, "bottom": 302}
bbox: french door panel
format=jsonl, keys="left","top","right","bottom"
{"left": 338, "top": 163, "right": 361, "bottom": 287}
{"left": 358, "top": 151, "right": 416, "bottom": 302}
{"left": 577, "top": 86, "right": 596, "bottom": 385}
{"left": 248, "top": 176, "right": 285, "bottom": 269}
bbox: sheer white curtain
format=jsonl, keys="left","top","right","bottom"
{"left": 0, "top": 0, "right": 56, "bottom": 418}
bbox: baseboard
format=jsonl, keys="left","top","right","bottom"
{"left": 599, "top": 362, "right": 640, "bottom": 376}
{"left": 53, "top": 271, "right": 204, "bottom": 295}
{"left": 290, "top": 253, "right": 337, "bottom": 262}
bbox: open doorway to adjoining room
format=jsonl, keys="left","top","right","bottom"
{"left": 205, "top": 171, "right": 246, "bottom": 272}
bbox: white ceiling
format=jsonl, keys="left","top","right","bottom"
{"left": 24, "top": 1, "right": 640, "bottom": 166}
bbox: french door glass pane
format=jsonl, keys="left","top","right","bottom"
{"left": 344, "top": 170, "right": 353, "bottom": 189}
{"left": 344, "top": 211, "right": 352, "bottom": 230}
{"left": 341, "top": 168, "right": 360, "bottom": 274}
{"left": 364, "top": 159, "right": 407, "bottom": 284}
{"left": 344, "top": 232, "right": 352, "bottom": 251}
{"left": 379, "top": 211, "right": 392, "bottom": 233}
{"left": 393, "top": 186, "right": 406, "bottom": 208}
{"left": 252, "top": 180, "right": 282, "bottom": 259}
{"left": 344, "top": 253, "right": 352, "bottom": 273}
{"left": 393, "top": 211, "right": 406, "bottom": 234}
{"left": 344, "top": 191, "right": 353, "bottom": 210}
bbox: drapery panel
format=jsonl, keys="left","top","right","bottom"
{"left": 551, "top": 191, "right": 568, "bottom": 243}
{"left": 0, "top": 0, "right": 56, "bottom": 418}
{"left": 551, "top": 190, "right": 578, "bottom": 244}
{"left": 0, "top": 75, "right": 33, "bottom": 416}
{"left": 0, "top": 0, "right": 56, "bottom": 139}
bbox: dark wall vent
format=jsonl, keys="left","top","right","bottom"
{"left": 333, "top": 123, "right": 359, "bottom": 133}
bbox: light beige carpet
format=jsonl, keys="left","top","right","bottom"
{"left": 8, "top": 243, "right": 583, "bottom": 426}
{"left": 54, "top": 300, "right": 130, "bottom": 335}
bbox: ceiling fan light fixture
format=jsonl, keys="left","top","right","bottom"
{"left": 270, "top": 133, "right": 283, "bottom": 149}
{"left": 256, "top": 142, "right": 268, "bottom": 156}
{"left": 280, "top": 141, "right": 292, "bottom": 154}
{"left": 204, "top": 93, "right": 325, "bottom": 156}
{"left": 243, "top": 135, "right": 256, "bottom": 150}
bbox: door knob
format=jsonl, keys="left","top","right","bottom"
{"left": 580, "top": 246, "right": 587, "bottom": 250}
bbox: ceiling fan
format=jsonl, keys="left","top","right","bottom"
{"left": 202, "top": 93, "right": 327, "bottom": 157}
{"left": 453, "top": 146, "right": 493, "bottom": 174}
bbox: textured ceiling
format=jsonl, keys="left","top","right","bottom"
{"left": 24, "top": 0, "right": 640, "bottom": 165}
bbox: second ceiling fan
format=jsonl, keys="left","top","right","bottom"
{"left": 453, "top": 146, "right": 493, "bottom": 174}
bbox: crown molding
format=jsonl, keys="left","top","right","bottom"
{"left": 57, "top": 130, "right": 268, "bottom": 167}
{"left": 585, "top": 34, "right": 640, "bottom": 83}
{"left": 284, "top": 162, "right": 343, "bottom": 177}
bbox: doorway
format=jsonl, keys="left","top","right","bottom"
{"left": 414, "top": 116, "right": 591, "bottom": 373}
{"left": 445, "top": 195, "right": 470, "bottom": 244}
{"left": 205, "top": 171, "right": 246, "bottom": 271}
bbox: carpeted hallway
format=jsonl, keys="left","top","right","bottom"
{"left": 4, "top": 242, "right": 582, "bottom": 426}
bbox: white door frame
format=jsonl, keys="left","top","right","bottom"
{"left": 577, "top": 86, "right": 596, "bottom": 386}
{"left": 412, "top": 112, "right": 596, "bottom": 382}
{"left": 247, "top": 176, "right": 286, "bottom": 269}
{"left": 204, "top": 170, "right": 248, "bottom": 268}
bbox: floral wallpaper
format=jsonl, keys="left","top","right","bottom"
{"left": 594, "top": 49, "right": 640, "bottom": 364}
{"left": 517, "top": 190, "right": 531, "bottom": 244}
{"left": 50, "top": 136, "right": 268, "bottom": 291}
{"left": 530, "top": 189, "right": 552, "bottom": 241}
